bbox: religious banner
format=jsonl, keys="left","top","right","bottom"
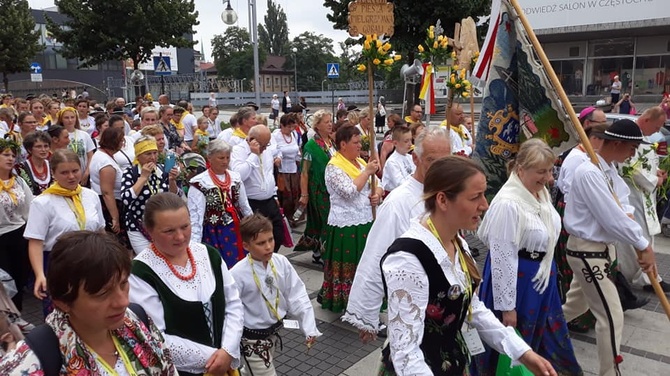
{"left": 472, "top": 0, "right": 579, "bottom": 197}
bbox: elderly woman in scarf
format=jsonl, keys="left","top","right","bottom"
{"left": 474, "top": 139, "right": 581, "bottom": 375}
{"left": 121, "top": 136, "right": 180, "bottom": 254}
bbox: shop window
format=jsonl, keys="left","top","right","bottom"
{"left": 589, "top": 38, "right": 634, "bottom": 57}
{"left": 587, "top": 57, "right": 633, "bottom": 96}
{"left": 634, "top": 56, "right": 670, "bottom": 95}
{"left": 551, "top": 60, "right": 584, "bottom": 95}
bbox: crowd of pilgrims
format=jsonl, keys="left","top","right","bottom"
{"left": 0, "top": 90, "right": 666, "bottom": 375}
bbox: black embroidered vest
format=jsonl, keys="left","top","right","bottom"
{"left": 380, "top": 238, "right": 475, "bottom": 376}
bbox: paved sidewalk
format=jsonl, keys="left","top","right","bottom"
{"left": 20, "top": 225, "right": 670, "bottom": 375}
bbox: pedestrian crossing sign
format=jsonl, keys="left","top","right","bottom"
{"left": 153, "top": 56, "right": 172, "bottom": 76}
{"left": 327, "top": 63, "right": 339, "bottom": 78}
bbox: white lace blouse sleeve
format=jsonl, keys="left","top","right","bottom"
{"left": 479, "top": 200, "right": 520, "bottom": 311}
{"left": 468, "top": 293, "right": 531, "bottom": 363}
{"left": 325, "top": 164, "right": 359, "bottom": 200}
{"left": 219, "top": 263, "right": 244, "bottom": 368}
{"left": 128, "top": 274, "right": 216, "bottom": 374}
{"left": 187, "top": 186, "right": 205, "bottom": 243}
{"left": 382, "top": 251, "right": 433, "bottom": 376}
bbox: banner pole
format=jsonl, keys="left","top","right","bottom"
{"left": 509, "top": 0, "right": 670, "bottom": 320}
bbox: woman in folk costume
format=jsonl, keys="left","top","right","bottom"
{"left": 188, "top": 139, "right": 253, "bottom": 269}
{"left": 129, "top": 192, "right": 245, "bottom": 376}
{"left": 25, "top": 149, "right": 105, "bottom": 317}
{"left": 380, "top": 156, "right": 556, "bottom": 376}
{"left": 293, "top": 110, "right": 336, "bottom": 264}
{"left": 0, "top": 231, "right": 178, "bottom": 375}
{"left": 476, "top": 139, "right": 582, "bottom": 375}
{"left": 319, "top": 125, "right": 381, "bottom": 313}
{"left": 121, "top": 136, "right": 181, "bottom": 254}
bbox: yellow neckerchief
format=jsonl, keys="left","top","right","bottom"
{"left": 450, "top": 124, "right": 469, "bottom": 141}
{"left": 89, "top": 335, "right": 136, "bottom": 376}
{"left": 195, "top": 129, "right": 209, "bottom": 137}
{"left": 426, "top": 216, "right": 473, "bottom": 321}
{"left": 232, "top": 128, "right": 247, "bottom": 139}
{"left": 404, "top": 115, "right": 416, "bottom": 124}
{"left": 248, "top": 255, "right": 282, "bottom": 321}
{"left": 0, "top": 176, "right": 17, "bottom": 205}
{"left": 170, "top": 118, "right": 183, "bottom": 131}
{"left": 38, "top": 115, "right": 49, "bottom": 126}
{"left": 328, "top": 151, "right": 366, "bottom": 180}
{"left": 175, "top": 110, "right": 191, "bottom": 131}
{"left": 43, "top": 182, "right": 86, "bottom": 230}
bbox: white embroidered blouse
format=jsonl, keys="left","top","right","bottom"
{"left": 324, "top": 163, "right": 373, "bottom": 227}
{"left": 382, "top": 219, "right": 531, "bottom": 375}
{"left": 128, "top": 242, "right": 245, "bottom": 374}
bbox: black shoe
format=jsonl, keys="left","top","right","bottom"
{"left": 643, "top": 280, "right": 670, "bottom": 293}
{"left": 622, "top": 296, "right": 650, "bottom": 311}
{"left": 377, "top": 325, "right": 387, "bottom": 338}
{"left": 312, "top": 254, "right": 324, "bottom": 266}
{"left": 567, "top": 321, "right": 590, "bottom": 334}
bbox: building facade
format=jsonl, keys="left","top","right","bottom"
{"left": 520, "top": 0, "right": 670, "bottom": 102}
{"left": 7, "top": 8, "right": 195, "bottom": 101}
{"left": 260, "top": 55, "right": 293, "bottom": 94}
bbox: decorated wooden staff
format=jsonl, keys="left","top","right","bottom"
{"left": 348, "top": 0, "right": 398, "bottom": 219}
{"left": 509, "top": 0, "right": 670, "bottom": 319}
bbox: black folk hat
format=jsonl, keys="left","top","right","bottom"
{"left": 600, "top": 119, "right": 649, "bottom": 144}
{"left": 243, "top": 101, "right": 259, "bottom": 111}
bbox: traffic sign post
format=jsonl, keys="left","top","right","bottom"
{"left": 154, "top": 53, "right": 171, "bottom": 94}
{"left": 327, "top": 63, "right": 340, "bottom": 79}
{"left": 30, "top": 62, "right": 42, "bottom": 83}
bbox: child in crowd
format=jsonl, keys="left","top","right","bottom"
{"left": 192, "top": 116, "right": 210, "bottom": 157}
{"left": 231, "top": 214, "right": 321, "bottom": 376}
{"left": 381, "top": 126, "right": 415, "bottom": 192}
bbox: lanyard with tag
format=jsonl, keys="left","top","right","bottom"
{"left": 426, "top": 217, "right": 472, "bottom": 321}
{"left": 248, "top": 255, "right": 282, "bottom": 321}
{"left": 90, "top": 335, "right": 137, "bottom": 376}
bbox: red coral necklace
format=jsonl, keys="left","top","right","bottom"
{"left": 150, "top": 243, "right": 197, "bottom": 281}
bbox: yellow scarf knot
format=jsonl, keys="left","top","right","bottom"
{"left": 328, "top": 152, "right": 366, "bottom": 179}
{"left": 42, "top": 182, "right": 86, "bottom": 230}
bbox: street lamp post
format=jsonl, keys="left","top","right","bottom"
{"left": 222, "top": 0, "right": 261, "bottom": 107}
{"left": 292, "top": 47, "right": 298, "bottom": 96}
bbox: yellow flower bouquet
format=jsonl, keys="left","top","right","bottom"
{"left": 357, "top": 34, "right": 401, "bottom": 73}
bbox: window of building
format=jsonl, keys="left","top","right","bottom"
{"left": 589, "top": 38, "right": 634, "bottom": 57}
{"left": 634, "top": 56, "right": 668, "bottom": 95}
{"left": 275, "top": 77, "right": 280, "bottom": 87}
{"left": 587, "top": 57, "right": 633, "bottom": 96}
{"left": 550, "top": 60, "right": 584, "bottom": 95}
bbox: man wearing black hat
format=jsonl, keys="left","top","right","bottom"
{"left": 562, "top": 119, "right": 658, "bottom": 376}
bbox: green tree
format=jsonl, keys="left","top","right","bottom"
{"left": 258, "top": 0, "right": 290, "bottom": 56}
{"left": 285, "top": 32, "right": 337, "bottom": 91}
{"left": 323, "top": 0, "right": 489, "bottom": 55}
{"left": 46, "top": 0, "right": 199, "bottom": 70}
{"left": 212, "top": 26, "right": 267, "bottom": 84}
{"left": 0, "top": 0, "right": 41, "bottom": 91}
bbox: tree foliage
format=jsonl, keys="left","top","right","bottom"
{"left": 46, "top": 0, "right": 199, "bottom": 70}
{"left": 285, "top": 32, "right": 337, "bottom": 91}
{"left": 212, "top": 26, "right": 267, "bottom": 85}
{"left": 258, "top": 0, "right": 290, "bottom": 56}
{"left": 323, "top": 0, "right": 490, "bottom": 55}
{"left": 0, "top": 0, "right": 41, "bottom": 91}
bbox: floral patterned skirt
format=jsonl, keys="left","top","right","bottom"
{"left": 473, "top": 255, "right": 583, "bottom": 376}
{"left": 319, "top": 222, "right": 373, "bottom": 313}
{"left": 203, "top": 223, "right": 246, "bottom": 269}
{"left": 294, "top": 187, "right": 330, "bottom": 254}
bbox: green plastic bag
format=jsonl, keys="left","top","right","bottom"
{"left": 495, "top": 330, "right": 533, "bottom": 376}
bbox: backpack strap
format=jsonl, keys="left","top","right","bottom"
{"left": 23, "top": 304, "right": 151, "bottom": 376}
{"left": 24, "top": 324, "right": 61, "bottom": 376}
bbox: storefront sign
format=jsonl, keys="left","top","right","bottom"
{"left": 518, "top": 0, "right": 668, "bottom": 30}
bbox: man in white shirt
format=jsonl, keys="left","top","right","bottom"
{"left": 617, "top": 107, "right": 670, "bottom": 293}
{"left": 563, "top": 119, "right": 657, "bottom": 376}
{"left": 230, "top": 125, "right": 284, "bottom": 252}
{"left": 443, "top": 103, "right": 472, "bottom": 156}
{"left": 343, "top": 126, "right": 451, "bottom": 340}
{"left": 175, "top": 100, "right": 198, "bottom": 144}
{"left": 227, "top": 107, "right": 257, "bottom": 147}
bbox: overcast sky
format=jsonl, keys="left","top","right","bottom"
{"left": 27, "top": 0, "right": 349, "bottom": 61}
